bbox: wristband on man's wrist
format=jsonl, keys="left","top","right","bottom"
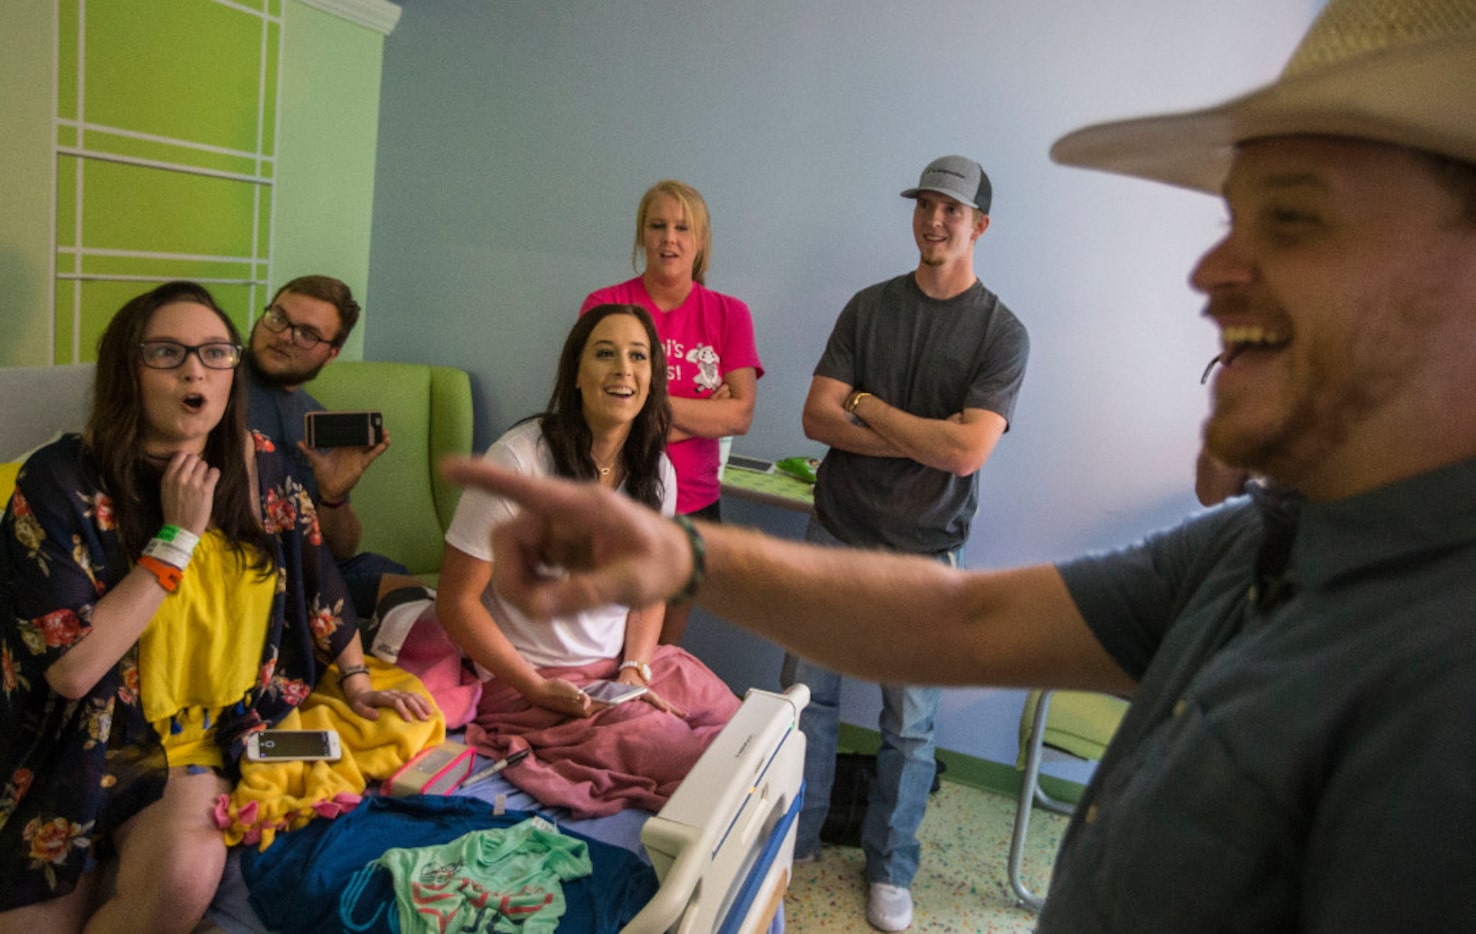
{"left": 844, "top": 390, "right": 872, "bottom": 414}
{"left": 319, "top": 496, "right": 348, "bottom": 509}
{"left": 669, "top": 515, "right": 706, "bottom": 606}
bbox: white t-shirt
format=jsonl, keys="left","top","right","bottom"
{"left": 443, "top": 418, "right": 677, "bottom": 672}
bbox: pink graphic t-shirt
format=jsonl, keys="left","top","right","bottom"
{"left": 581, "top": 277, "right": 763, "bottom": 513}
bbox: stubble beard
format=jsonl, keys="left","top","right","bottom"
{"left": 1205, "top": 336, "right": 1394, "bottom": 494}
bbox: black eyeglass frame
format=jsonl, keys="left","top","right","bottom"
{"left": 138, "top": 340, "right": 244, "bottom": 370}
{"left": 259, "top": 305, "right": 338, "bottom": 350}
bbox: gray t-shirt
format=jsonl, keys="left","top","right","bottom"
{"left": 1046, "top": 463, "right": 1476, "bottom": 931}
{"left": 811, "top": 273, "right": 1029, "bottom": 553}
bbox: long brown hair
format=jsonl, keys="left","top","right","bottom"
{"left": 541, "top": 304, "right": 671, "bottom": 510}
{"left": 87, "top": 281, "right": 274, "bottom": 572}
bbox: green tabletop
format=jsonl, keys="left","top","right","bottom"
{"left": 720, "top": 465, "right": 814, "bottom": 512}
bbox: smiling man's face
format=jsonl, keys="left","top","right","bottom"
{"left": 1195, "top": 136, "right": 1476, "bottom": 499}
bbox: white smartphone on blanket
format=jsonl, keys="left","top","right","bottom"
{"left": 583, "top": 679, "right": 648, "bottom": 705}
{"left": 245, "top": 729, "right": 342, "bottom": 762}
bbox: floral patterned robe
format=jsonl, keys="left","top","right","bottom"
{"left": 0, "top": 432, "right": 356, "bottom": 909}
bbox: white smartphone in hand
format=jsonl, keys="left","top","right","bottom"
{"left": 583, "top": 679, "right": 648, "bottom": 705}
{"left": 245, "top": 729, "right": 342, "bottom": 762}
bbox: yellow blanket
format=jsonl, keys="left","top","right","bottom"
{"left": 215, "top": 657, "right": 444, "bottom": 849}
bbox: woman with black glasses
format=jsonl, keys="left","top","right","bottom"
{"left": 0, "top": 281, "right": 429, "bottom": 930}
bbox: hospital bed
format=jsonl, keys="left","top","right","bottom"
{"left": 203, "top": 684, "right": 808, "bottom": 934}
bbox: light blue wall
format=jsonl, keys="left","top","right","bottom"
{"left": 365, "top": 0, "right": 1317, "bottom": 772}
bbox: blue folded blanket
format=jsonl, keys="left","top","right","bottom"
{"left": 241, "top": 794, "right": 658, "bottom": 934}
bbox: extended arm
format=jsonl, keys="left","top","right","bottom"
{"left": 803, "top": 375, "right": 1007, "bottom": 475}
{"left": 668, "top": 367, "right": 758, "bottom": 443}
{"left": 442, "top": 459, "right": 1135, "bottom": 694}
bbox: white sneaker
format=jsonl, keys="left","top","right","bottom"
{"left": 867, "top": 882, "right": 913, "bottom": 931}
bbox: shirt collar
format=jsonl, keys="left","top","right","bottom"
{"left": 1293, "top": 457, "right": 1476, "bottom": 591}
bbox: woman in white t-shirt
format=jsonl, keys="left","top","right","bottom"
{"left": 437, "top": 305, "right": 741, "bottom": 815}
{"left": 438, "top": 304, "right": 687, "bottom": 716}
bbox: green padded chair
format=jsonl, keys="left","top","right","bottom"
{"left": 1008, "top": 689, "right": 1129, "bottom": 911}
{"left": 309, "top": 361, "right": 474, "bottom": 585}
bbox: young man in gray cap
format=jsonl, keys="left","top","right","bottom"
{"left": 441, "top": 0, "right": 1476, "bottom": 929}
{"left": 783, "top": 154, "right": 1030, "bottom": 930}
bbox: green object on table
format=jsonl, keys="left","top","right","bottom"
{"left": 775, "top": 456, "right": 819, "bottom": 484}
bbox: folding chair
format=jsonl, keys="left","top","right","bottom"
{"left": 1007, "top": 689, "right": 1129, "bottom": 910}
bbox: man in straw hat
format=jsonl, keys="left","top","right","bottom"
{"left": 442, "top": 0, "right": 1476, "bottom": 928}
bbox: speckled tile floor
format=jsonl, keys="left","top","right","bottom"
{"left": 783, "top": 782, "right": 1069, "bottom": 932}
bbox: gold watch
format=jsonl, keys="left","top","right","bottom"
{"left": 619, "top": 659, "right": 652, "bottom": 683}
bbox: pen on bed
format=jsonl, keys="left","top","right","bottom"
{"left": 460, "top": 748, "right": 530, "bottom": 789}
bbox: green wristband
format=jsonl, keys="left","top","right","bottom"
{"left": 670, "top": 515, "right": 706, "bottom": 605}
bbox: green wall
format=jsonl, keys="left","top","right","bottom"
{"left": 0, "top": 0, "right": 387, "bottom": 366}
{"left": 0, "top": 1, "right": 56, "bottom": 367}
{"left": 272, "top": 2, "right": 386, "bottom": 361}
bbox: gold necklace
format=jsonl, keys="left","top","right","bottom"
{"left": 593, "top": 453, "right": 616, "bottom": 477}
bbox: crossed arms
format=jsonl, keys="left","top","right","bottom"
{"left": 802, "top": 375, "right": 1006, "bottom": 477}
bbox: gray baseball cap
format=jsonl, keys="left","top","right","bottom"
{"left": 900, "top": 155, "right": 992, "bottom": 213}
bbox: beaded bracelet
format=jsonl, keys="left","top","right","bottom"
{"left": 670, "top": 515, "right": 706, "bottom": 605}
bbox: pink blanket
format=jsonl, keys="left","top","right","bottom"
{"left": 465, "top": 645, "right": 740, "bottom": 818}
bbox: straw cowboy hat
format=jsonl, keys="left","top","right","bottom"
{"left": 1051, "top": 0, "right": 1476, "bottom": 193}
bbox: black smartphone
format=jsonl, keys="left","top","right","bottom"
{"left": 304, "top": 410, "right": 384, "bottom": 448}
{"left": 725, "top": 453, "right": 775, "bottom": 473}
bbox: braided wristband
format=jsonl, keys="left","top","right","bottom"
{"left": 337, "top": 664, "right": 370, "bottom": 688}
{"left": 670, "top": 515, "right": 706, "bottom": 606}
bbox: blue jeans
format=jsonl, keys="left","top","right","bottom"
{"left": 779, "top": 518, "right": 956, "bottom": 888}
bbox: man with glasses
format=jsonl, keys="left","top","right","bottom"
{"left": 245, "top": 274, "right": 409, "bottom": 620}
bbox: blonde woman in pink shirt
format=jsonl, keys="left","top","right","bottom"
{"left": 582, "top": 179, "right": 763, "bottom": 644}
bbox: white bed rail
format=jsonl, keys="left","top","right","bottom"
{"left": 623, "top": 684, "right": 810, "bottom": 934}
